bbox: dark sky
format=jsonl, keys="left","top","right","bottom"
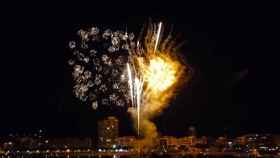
{"left": 0, "top": 2, "right": 276, "bottom": 137}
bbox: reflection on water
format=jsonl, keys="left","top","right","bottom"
{"left": 0, "top": 155, "right": 255, "bottom": 158}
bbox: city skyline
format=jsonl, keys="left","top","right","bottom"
{"left": 1, "top": 116, "right": 279, "bottom": 157}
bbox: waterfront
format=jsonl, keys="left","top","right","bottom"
{"left": 1, "top": 127, "right": 279, "bottom": 158}
{"left": 1, "top": 155, "right": 280, "bottom": 158}
{"left": 1, "top": 151, "right": 280, "bottom": 158}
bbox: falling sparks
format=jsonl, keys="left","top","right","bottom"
{"left": 135, "top": 77, "right": 143, "bottom": 136}
{"left": 126, "top": 21, "right": 190, "bottom": 139}
{"left": 126, "top": 62, "right": 144, "bottom": 136}
{"left": 127, "top": 63, "right": 134, "bottom": 107}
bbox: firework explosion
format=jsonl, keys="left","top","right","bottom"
{"left": 67, "top": 27, "right": 133, "bottom": 110}
{"left": 67, "top": 21, "right": 192, "bottom": 146}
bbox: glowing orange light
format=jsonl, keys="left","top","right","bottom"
{"left": 144, "top": 56, "right": 177, "bottom": 92}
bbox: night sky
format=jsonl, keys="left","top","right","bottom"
{"left": 0, "top": 2, "right": 276, "bottom": 137}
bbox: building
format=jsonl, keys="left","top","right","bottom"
{"left": 188, "top": 126, "right": 197, "bottom": 137}
{"left": 235, "top": 136, "right": 246, "bottom": 145}
{"left": 198, "top": 136, "right": 208, "bottom": 145}
{"left": 47, "top": 137, "right": 93, "bottom": 149}
{"left": 116, "top": 136, "right": 136, "bottom": 149}
{"left": 216, "top": 136, "right": 227, "bottom": 146}
{"left": 158, "top": 136, "right": 177, "bottom": 149}
{"left": 97, "top": 116, "right": 119, "bottom": 149}
{"left": 179, "top": 136, "right": 197, "bottom": 146}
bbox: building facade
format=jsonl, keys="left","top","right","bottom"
{"left": 97, "top": 116, "right": 119, "bottom": 149}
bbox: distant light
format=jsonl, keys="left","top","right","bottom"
{"left": 112, "top": 144, "right": 116, "bottom": 148}
{"left": 98, "top": 149, "right": 102, "bottom": 152}
{"left": 5, "top": 150, "right": 10, "bottom": 155}
{"left": 113, "top": 155, "right": 120, "bottom": 158}
{"left": 259, "top": 146, "right": 268, "bottom": 150}
{"left": 66, "top": 149, "right": 70, "bottom": 153}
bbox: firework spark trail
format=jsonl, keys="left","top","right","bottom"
{"left": 127, "top": 61, "right": 144, "bottom": 136}
{"left": 139, "top": 79, "right": 144, "bottom": 136}
{"left": 127, "top": 61, "right": 142, "bottom": 136}
{"left": 135, "top": 77, "right": 143, "bottom": 136}
{"left": 154, "top": 22, "right": 162, "bottom": 53}
{"left": 127, "top": 63, "right": 134, "bottom": 108}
